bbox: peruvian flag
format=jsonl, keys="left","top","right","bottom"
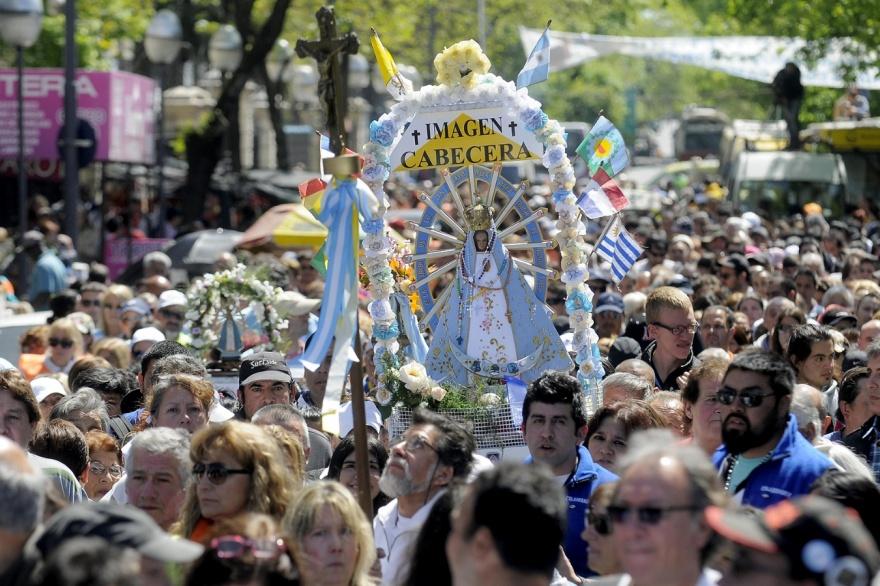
{"left": 576, "top": 168, "right": 630, "bottom": 219}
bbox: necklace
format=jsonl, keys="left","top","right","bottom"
{"left": 724, "top": 451, "right": 774, "bottom": 492}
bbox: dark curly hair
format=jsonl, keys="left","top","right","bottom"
{"left": 523, "top": 371, "right": 588, "bottom": 429}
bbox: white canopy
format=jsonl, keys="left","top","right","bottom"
{"left": 519, "top": 28, "right": 880, "bottom": 90}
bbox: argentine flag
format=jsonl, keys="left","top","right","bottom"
{"left": 517, "top": 24, "right": 551, "bottom": 89}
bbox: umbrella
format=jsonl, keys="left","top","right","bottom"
{"left": 237, "top": 203, "right": 328, "bottom": 250}
{"left": 114, "top": 229, "right": 242, "bottom": 285}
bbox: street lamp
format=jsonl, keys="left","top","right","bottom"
{"left": 0, "top": 0, "right": 43, "bottom": 287}
{"left": 209, "top": 25, "right": 243, "bottom": 77}
{"left": 266, "top": 38, "right": 294, "bottom": 85}
{"left": 145, "top": 9, "right": 182, "bottom": 237}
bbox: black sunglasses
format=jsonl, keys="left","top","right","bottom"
{"left": 587, "top": 510, "right": 612, "bottom": 536}
{"left": 160, "top": 309, "right": 185, "bottom": 320}
{"left": 607, "top": 504, "right": 699, "bottom": 526}
{"left": 49, "top": 337, "right": 74, "bottom": 349}
{"left": 716, "top": 387, "right": 776, "bottom": 408}
{"left": 192, "top": 462, "right": 252, "bottom": 485}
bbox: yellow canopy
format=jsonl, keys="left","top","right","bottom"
{"left": 272, "top": 204, "right": 328, "bottom": 248}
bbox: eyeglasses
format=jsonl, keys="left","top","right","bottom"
{"left": 651, "top": 322, "right": 698, "bottom": 337}
{"left": 49, "top": 338, "right": 74, "bottom": 349}
{"left": 607, "top": 504, "right": 700, "bottom": 526}
{"left": 160, "top": 309, "right": 184, "bottom": 321}
{"left": 587, "top": 510, "right": 612, "bottom": 536}
{"left": 192, "top": 462, "right": 252, "bottom": 485}
{"left": 209, "top": 535, "right": 286, "bottom": 560}
{"left": 394, "top": 435, "right": 437, "bottom": 454}
{"left": 80, "top": 299, "right": 101, "bottom": 307}
{"left": 716, "top": 387, "right": 776, "bottom": 408}
{"left": 89, "top": 460, "right": 123, "bottom": 477}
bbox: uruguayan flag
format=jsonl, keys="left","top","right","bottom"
{"left": 516, "top": 27, "right": 550, "bottom": 89}
{"left": 611, "top": 226, "right": 643, "bottom": 283}
{"left": 594, "top": 216, "right": 620, "bottom": 264}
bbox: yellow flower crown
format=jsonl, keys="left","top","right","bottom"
{"left": 434, "top": 40, "right": 491, "bottom": 89}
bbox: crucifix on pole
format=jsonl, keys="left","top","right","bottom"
{"left": 295, "top": 6, "right": 359, "bottom": 154}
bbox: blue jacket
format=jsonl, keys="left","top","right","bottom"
{"left": 713, "top": 414, "right": 833, "bottom": 508}
{"left": 562, "top": 445, "right": 618, "bottom": 577}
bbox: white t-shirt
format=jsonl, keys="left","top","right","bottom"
{"left": 373, "top": 490, "right": 446, "bottom": 586}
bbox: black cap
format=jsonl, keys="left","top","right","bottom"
{"left": 844, "top": 350, "right": 867, "bottom": 372}
{"left": 608, "top": 336, "right": 643, "bottom": 367}
{"left": 35, "top": 503, "right": 204, "bottom": 563}
{"left": 239, "top": 352, "right": 292, "bottom": 386}
{"left": 705, "top": 497, "right": 880, "bottom": 585}
{"left": 719, "top": 253, "right": 750, "bottom": 274}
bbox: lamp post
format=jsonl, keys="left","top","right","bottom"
{"left": 266, "top": 39, "right": 294, "bottom": 170}
{"left": 145, "top": 9, "right": 182, "bottom": 238}
{"left": 208, "top": 25, "right": 242, "bottom": 228}
{"left": 0, "top": 0, "right": 43, "bottom": 286}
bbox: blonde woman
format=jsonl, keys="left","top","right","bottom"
{"left": 145, "top": 374, "right": 213, "bottom": 434}
{"left": 37, "top": 318, "right": 84, "bottom": 377}
{"left": 284, "top": 482, "right": 376, "bottom": 586}
{"left": 101, "top": 284, "right": 133, "bottom": 338}
{"left": 91, "top": 337, "right": 131, "bottom": 370}
{"left": 176, "top": 421, "right": 294, "bottom": 543}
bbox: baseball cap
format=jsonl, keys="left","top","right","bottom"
{"left": 595, "top": 292, "right": 624, "bottom": 315}
{"left": 31, "top": 377, "right": 68, "bottom": 403}
{"left": 34, "top": 502, "right": 204, "bottom": 563}
{"left": 276, "top": 290, "right": 321, "bottom": 318}
{"left": 719, "top": 253, "right": 750, "bottom": 274}
{"left": 666, "top": 274, "right": 694, "bottom": 296}
{"left": 158, "top": 290, "right": 188, "bottom": 310}
{"left": 608, "top": 336, "right": 643, "bottom": 367}
{"left": 121, "top": 298, "right": 152, "bottom": 316}
{"left": 239, "top": 352, "right": 293, "bottom": 386}
{"left": 705, "top": 497, "right": 880, "bottom": 585}
{"left": 338, "top": 399, "right": 384, "bottom": 438}
{"left": 131, "top": 327, "right": 166, "bottom": 347}
{"left": 15, "top": 230, "right": 44, "bottom": 254}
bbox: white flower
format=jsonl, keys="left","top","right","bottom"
{"left": 398, "top": 362, "right": 431, "bottom": 393}
{"left": 479, "top": 393, "right": 501, "bottom": 406}
{"left": 430, "top": 386, "right": 447, "bottom": 402}
{"left": 375, "top": 386, "right": 393, "bottom": 406}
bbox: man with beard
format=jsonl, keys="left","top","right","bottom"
{"left": 713, "top": 351, "right": 832, "bottom": 508}
{"left": 374, "top": 408, "right": 475, "bottom": 586}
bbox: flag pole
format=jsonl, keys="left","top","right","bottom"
{"left": 587, "top": 213, "right": 619, "bottom": 262}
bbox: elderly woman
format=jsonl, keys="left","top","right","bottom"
{"left": 326, "top": 436, "right": 389, "bottom": 517}
{"left": 83, "top": 430, "right": 123, "bottom": 501}
{"left": 681, "top": 357, "right": 730, "bottom": 455}
{"left": 584, "top": 400, "right": 665, "bottom": 474}
{"left": 284, "top": 482, "right": 376, "bottom": 586}
{"left": 146, "top": 374, "right": 213, "bottom": 434}
{"left": 101, "top": 284, "right": 133, "bottom": 338}
{"left": 177, "top": 421, "right": 294, "bottom": 543}
{"left": 36, "top": 317, "right": 84, "bottom": 378}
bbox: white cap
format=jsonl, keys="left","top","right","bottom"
{"left": 276, "top": 290, "right": 321, "bottom": 318}
{"left": 338, "top": 399, "right": 384, "bottom": 438}
{"left": 131, "top": 327, "right": 166, "bottom": 347}
{"left": 32, "top": 377, "right": 68, "bottom": 403}
{"left": 158, "top": 290, "right": 188, "bottom": 309}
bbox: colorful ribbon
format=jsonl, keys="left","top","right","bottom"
{"left": 392, "top": 292, "right": 428, "bottom": 363}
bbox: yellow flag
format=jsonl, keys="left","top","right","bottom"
{"left": 370, "top": 28, "right": 398, "bottom": 85}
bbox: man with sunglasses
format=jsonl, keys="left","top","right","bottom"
{"left": 643, "top": 287, "right": 698, "bottom": 391}
{"left": 375, "top": 408, "right": 475, "bottom": 586}
{"left": 713, "top": 351, "right": 832, "bottom": 508}
{"left": 605, "top": 429, "right": 726, "bottom": 586}
{"left": 76, "top": 281, "right": 106, "bottom": 338}
{"left": 154, "top": 290, "right": 188, "bottom": 342}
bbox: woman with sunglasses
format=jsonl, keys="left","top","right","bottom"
{"left": 144, "top": 374, "right": 213, "bottom": 435}
{"left": 186, "top": 513, "right": 296, "bottom": 586}
{"left": 101, "top": 284, "right": 133, "bottom": 338}
{"left": 283, "top": 482, "right": 376, "bottom": 586}
{"left": 580, "top": 482, "right": 622, "bottom": 578}
{"left": 36, "top": 317, "right": 84, "bottom": 378}
{"left": 177, "top": 421, "right": 294, "bottom": 544}
{"left": 83, "top": 429, "right": 123, "bottom": 501}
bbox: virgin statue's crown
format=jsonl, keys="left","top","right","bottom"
{"left": 464, "top": 203, "right": 493, "bottom": 231}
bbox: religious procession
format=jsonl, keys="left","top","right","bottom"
{"left": 2, "top": 1, "right": 880, "bottom": 585}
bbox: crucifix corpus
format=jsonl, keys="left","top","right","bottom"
{"left": 295, "top": 6, "right": 359, "bottom": 154}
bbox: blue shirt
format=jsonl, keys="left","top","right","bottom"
{"left": 28, "top": 249, "right": 66, "bottom": 303}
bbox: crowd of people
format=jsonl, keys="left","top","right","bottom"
{"left": 2, "top": 172, "right": 880, "bottom": 586}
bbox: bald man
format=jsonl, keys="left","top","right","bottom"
{"left": 859, "top": 320, "right": 880, "bottom": 351}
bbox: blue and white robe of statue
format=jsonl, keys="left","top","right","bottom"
{"left": 425, "top": 228, "right": 572, "bottom": 385}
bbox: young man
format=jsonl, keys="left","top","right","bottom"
{"left": 375, "top": 408, "right": 475, "bottom": 586}
{"left": 786, "top": 324, "right": 836, "bottom": 415}
{"left": 718, "top": 253, "right": 752, "bottom": 294}
{"left": 236, "top": 352, "right": 296, "bottom": 420}
{"left": 593, "top": 292, "right": 625, "bottom": 339}
{"left": 643, "top": 286, "right": 697, "bottom": 390}
{"left": 447, "top": 463, "right": 565, "bottom": 586}
{"left": 521, "top": 371, "right": 617, "bottom": 577}
{"left": 714, "top": 351, "right": 833, "bottom": 508}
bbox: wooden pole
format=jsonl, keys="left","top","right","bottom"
{"left": 349, "top": 328, "right": 373, "bottom": 518}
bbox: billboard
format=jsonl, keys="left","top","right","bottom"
{"left": 0, "top": 69, "right": 156, "bottom": 165}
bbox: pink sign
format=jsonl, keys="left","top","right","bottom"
{"left": 104, "top": 237, "right": 171, "bottom": 280}
{"left": 0, "top": 69, "right": 156, "bottom": 164}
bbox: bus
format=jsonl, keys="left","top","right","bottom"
{"left": 673, "top": 106, "right": 728, "bottom": 160}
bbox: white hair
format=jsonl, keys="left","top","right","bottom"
{"left": 126, "top": 427, "right": 192, "bottom": 482}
